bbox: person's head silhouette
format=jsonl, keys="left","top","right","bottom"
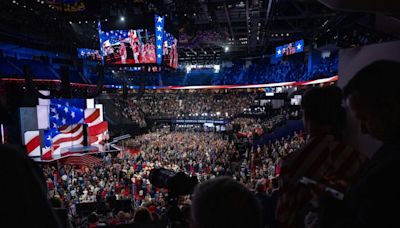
{"left": 344, "top": 60, "right": 400, "bottom": 142}
{"left": 301, "top": 86, "right": 346, "bottom": 138}
{"left": 191, "top": 176, "right": 262, "bottom": 228}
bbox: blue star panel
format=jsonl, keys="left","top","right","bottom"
{"left": 276, "top": 39, "right": 304, "bottom": 58}
{"left": 155, "top": 15, "right": 165, "bottom": 64}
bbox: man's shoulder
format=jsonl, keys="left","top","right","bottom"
{"left": 359, "top": 143, "right": 400, "bottom": 184}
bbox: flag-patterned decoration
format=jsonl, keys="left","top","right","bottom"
{"left": 49, "top": 99, "right": 85, "bottom": 128}
{"left": 155, "top": 15, "right": 165, "bottom": 64}
{"left": 98, "top": 21, "right": 104, "bottom": 65}
{"left": 24, "top": 131, "right": 41, "bottom": 157}
{"left": 276, "top": 39, "right": 304, "bottom": 58}
{"left": 85, "top": 109, "right": 109, "bottom": 145}
{"left": 24, "top": 98, "right": 108, "bottom": 161}
{"left": 99, "top": 30, "right": 129, "bottom": 48}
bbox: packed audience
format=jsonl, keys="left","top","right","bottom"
{"left": 112, "top": 99, "right": 147, "bottom": 127}
{"left": 211, "top": 54, "right": 338, "bottom": 85}
{"left": 113, "top": 92, "right": 258, "bottom": 119}
{"left": 42, "top": 129, "right": 306, "bottom": 227}
{"left": 233, "top": 114, "right": 287, "bottom": 139}
{"left": 89, "top": 54, "right": 339, "bottom": 87}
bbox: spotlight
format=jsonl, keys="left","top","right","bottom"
{"left": 120, "top": 16, "right": 125, "bottom": 21}
{"left": 224, "top": 46, "right": 229, "bottom": 52}
{"left": 69, "top": 21, "right": 72, "bottom": 24}
{"left": 105, "top": 18, "right": 108, "bottom": 22}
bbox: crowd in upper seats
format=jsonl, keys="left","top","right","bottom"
{"left": 0, "top": 53, "right": 338, "bottom": 87}
{"left": 211, "top": 54, "right": 338, "bottom": 86}
{"left": 112, "top": 99, "right": 147, "bottom": 127}
{"left": 108, "top": 92, "right": 258, "bottom": 122}
{"left": 0, "top": 56, "right": 86, "bottom": 83}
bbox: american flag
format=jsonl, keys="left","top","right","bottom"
{"left": 24, "top": 99, "right": 108, "bottom": 161}
{"left": 99, "top": 30, "right": 129, "bottom": 47}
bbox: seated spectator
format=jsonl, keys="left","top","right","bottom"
{"left": 191, "top": 176, "right": 263, "bottom": 228}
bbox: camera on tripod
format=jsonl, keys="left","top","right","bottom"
{"left": 149, "top": 168, "right": 198, "bottom": 197}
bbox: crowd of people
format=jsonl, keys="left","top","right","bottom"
{"left": 5, "top": 60, "right": 399, "bottom": 228}
{"left": 106, "top": 92, "right": 258, "bottom": 123}
{"left": 211, "top": 55, "right": 338, "bottom": 86}
{"left": 112, "top": 99, "right": 147, "bottom": 127}
{"left": 41, "top": 127, "right": 306, "bottom": 227}
{"left": 233, "top": 114, "right": 287, "bottom": 139}
{"left": 93, "top": 53, "right": 339, "bottom": 87}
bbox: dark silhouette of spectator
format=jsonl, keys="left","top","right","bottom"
{"left": 267, "top": 177, "right": 279, "bottom": 228}
{"left": 88, "top": 212, "right": 106, "bottom": 227}
{"left": 0, "top": 144, "right": 62, "bottom": 227}
{"left": 255, "top": 180, "right": 270, "bottom": 228}
{"left": 334, "top": 60, "right": 400, "bottom": 228}
{"left": 134, "top": 207, "right": 153, "bottom": 223}
{"left": 191, "top": 176, "right": 263, "bottom": 228}
{"left": 276, "top": 86, "right": 367, "bottom": 228}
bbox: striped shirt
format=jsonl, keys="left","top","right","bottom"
{"left": 276, "top": 134, "right": 368, "bottom": 228}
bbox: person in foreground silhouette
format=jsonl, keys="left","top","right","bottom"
{"left": 276, "top": 86, "right": 367, "bottom": 228}
{"left": 191, "top": 176, "right": 263, "bottom": 228}
{"left": 0, "top": 144, "right": 62, "bottom": 227}
{"left": 327, "top": 60, "right": 400, "bottom": 228}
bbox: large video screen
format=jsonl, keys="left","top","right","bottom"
{"left": 276, "top": 40, "right": 304, "bottom": 58}
{"left": 163, "top": 32, "right": 178, "bottom": 69}
{"left": 99, "top": 29, "right": 156, "bottom": 65}
{"left": 77, "top": 48, "right": 102, "bottom": 62}
{"left": 98, "top": 14, "right": 178, "bottom": 68}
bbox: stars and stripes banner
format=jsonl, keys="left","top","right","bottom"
{"left": 155, "top": 15, "right": 165, "bottom": 64}
{"left": 276, "top": 40, "right": 304, "bottom": 58}
{"left": 23, "top": 98, "right": 109, "bottom": 161}
{"left": 85, "top": 108, "right": 109, "bottom": 145}
{"left": 49, "top": 99, "right": 85, "bottom": 128}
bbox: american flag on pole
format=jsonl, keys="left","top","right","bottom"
{"left": 24, "top": 98, "right": 108, "bottom": 161}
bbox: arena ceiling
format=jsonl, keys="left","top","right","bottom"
{"left": 0, "top": 0, "right": 399, "bottom": 63}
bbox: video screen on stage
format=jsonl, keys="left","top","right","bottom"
{"left": 276, "top": 40, "right": 304, "bottom": 58}
{"left": 99, "top": 29, "right": 156, "bottom": 65}
{"left": 163, "top": 32, "right": 178, "bottom": 69}
{"left": 77, "top": 48, "right": 102, "bottom": 61}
